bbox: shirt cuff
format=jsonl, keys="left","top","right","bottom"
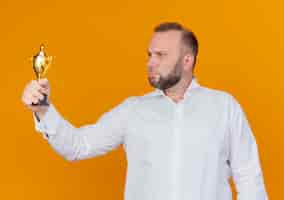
{"left": 33, "top": 104, "right": 62, "bottom": 139}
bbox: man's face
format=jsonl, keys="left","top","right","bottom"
{"left": 147, "top": 30, "right": 184, "bottom": 90}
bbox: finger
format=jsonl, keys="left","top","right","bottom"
{"left": 22, "top": 95, "right": 31, "bottom": 106}
{"left": 29, "top": 83, "right": 45, "bottom": 95}
{"left": 22, "top": 90, "right": 34, "bottom": 105}
{"left": 39, "top": 87, "right": 49, "bottom": 95}
{"left": 26, "top": 98, "right": 33, "bottom": 106}
{"left": 24, "top": 96, "right": 34, "bottom": 106}
{"left": 32, "top": 91, "right": 44, "bottom": 100}
{"left": 29, "top": 95, "right": 38, "bottom": 104}
{"left": 31, "top": 96, "right": 39, "bottom": 104}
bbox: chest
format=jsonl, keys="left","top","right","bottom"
{"left": 124, "top": 100, "right": 229, "bottom": 163}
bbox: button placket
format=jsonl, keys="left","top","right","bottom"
{"left": 172, "top": 101, "right": 184, "bottom": 200}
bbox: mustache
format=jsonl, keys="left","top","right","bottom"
{"left": 147, "top": 69, "right": 158, "bottom": 74}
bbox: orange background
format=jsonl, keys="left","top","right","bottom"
{"left": 2, "top": 0, "right": 282, "bottom": 199}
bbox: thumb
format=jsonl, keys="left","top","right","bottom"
{"left": 38, "top": 78, "right": 49, "bottom": 87}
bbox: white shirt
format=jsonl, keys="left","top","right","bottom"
{"left": 34, "top": 78, "right": 268, "bottom": 200}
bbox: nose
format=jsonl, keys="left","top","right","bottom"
{"left": 147, "top": 57, "right": 159, "bottom": 71}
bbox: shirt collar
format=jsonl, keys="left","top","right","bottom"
{"left": 150, "top": 76, "right": 200, "bottom": 97}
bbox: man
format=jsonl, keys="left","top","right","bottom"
{"left": 22, "top": 22, "right": 268, "bottom": 200}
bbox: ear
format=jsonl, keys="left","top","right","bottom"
{"left": 183, "top": 54, "right": 194, "bottom": 71}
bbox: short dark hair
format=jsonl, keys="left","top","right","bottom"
{"left": 154, "top": 22, "right": 199, "bottom": 67}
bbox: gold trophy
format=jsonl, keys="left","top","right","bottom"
{"left": 32, "top": 44, "right": 52, "bottom": 106}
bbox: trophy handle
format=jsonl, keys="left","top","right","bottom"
{"left": 41, "top": 56, "right": 52, "bottom": 78}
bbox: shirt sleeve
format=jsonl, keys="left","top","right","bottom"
{"left": 33, "top": 97, "right": 136, "bottom": 161}
{"left": 227, "top": 95, "right": 268, "bottom": 200}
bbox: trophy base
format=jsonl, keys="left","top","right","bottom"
{"left": 32, "top": 94, "right": 49, "bottom": 106}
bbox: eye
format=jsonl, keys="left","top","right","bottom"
{"left": 157, "top": 52, "right": 163, "bottom": 57}
{"left": 157, "top": 52, "right": 167, "bottom": 58}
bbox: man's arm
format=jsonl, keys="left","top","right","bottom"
{"left": 227, "top": 95, "right": 268, "bottom": 200}
{"left": 33, "top": 97, "right": 134, "bottom": 161}
{"left": 22, "top": 79, "right": 135, "bottom": 161}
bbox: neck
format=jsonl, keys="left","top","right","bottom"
{"left": 163, "top": 75, "right": 194, "bottom": 103}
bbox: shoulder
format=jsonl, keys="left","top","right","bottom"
{"left": 194, "top": 85, "right": 246, "bottom": 114}
{"left": 196, "top": 85, "right": 236, "bottom": 103}
{"left": 125, "top": 90, "right": 160, "bottom": 102}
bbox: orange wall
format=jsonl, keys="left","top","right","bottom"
{"left": 2, "top": 0, "right": 282, "bottom": 199}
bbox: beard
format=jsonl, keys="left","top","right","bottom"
{"left": 148, "top": 58, "right": 182, "bottom": 90}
